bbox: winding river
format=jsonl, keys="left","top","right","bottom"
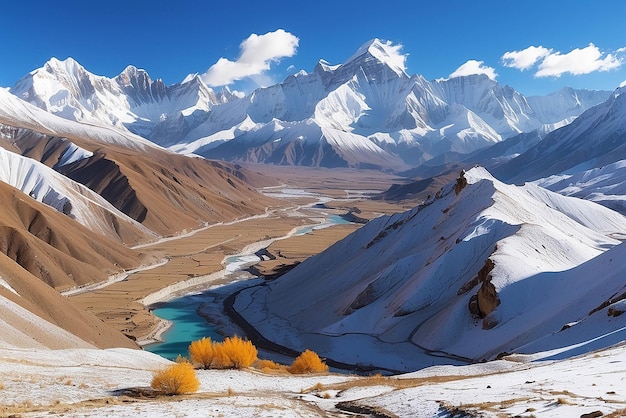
{"left": 144, "top": 213, "right": 352, "bottom": 360}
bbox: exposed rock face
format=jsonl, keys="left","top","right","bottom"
{"left": 454, "top": 170, "right": 468, "bottom": 195}
{"left": 477, "top": 279, "right": 500, "bottom": 325}
{"left": 465, "top": 257, "right": 500, "bottom": 325}
{"left": 459, "top": 257, "right": 495, "bottom": 295}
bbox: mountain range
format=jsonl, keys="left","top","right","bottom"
{"left": 1, "top": 37, "right": 626, "bottom": 378}
{"left": 9, "top": 39, "right": 611, "bottom": 170}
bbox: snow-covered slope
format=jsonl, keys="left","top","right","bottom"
{"left": 1, "top": 342, "right": 625, "bottom": 416}
{"left": 235, "top": 167, "right": 626, "bottom": 371}
{"left": 0, "top": 87, "right": 157, "bottom": 151}
{"left": 534, "top": 159, "right": 626, "bottom": 215}
{"left": 10, "top": 41, "right": 610, "bottom": 169}
{"left": 0, "top": 146, "right": 155, "bottom": 242}
{"left": 496, "top": 87, "right": 626, "bottom": 183}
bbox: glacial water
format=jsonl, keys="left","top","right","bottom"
{"left": 145, "top": 213, "right": 352, "bottom": 360}
{"left": 145, "top": 295, "right": 222, "bottom": 360}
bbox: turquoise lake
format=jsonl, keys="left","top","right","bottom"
{"left": 145, "top": 295, "right": 222, "bottom": 360}
{"left": 144, "top": 213, "right": 351, "bottom": 360}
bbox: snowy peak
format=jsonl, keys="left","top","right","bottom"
{"left": 115, "top": 65, "right": 152, "bottom": 88}
{"left": 496, "top": 83, "right": 626, "bottom": 183}
{"left": 115, "top": 65, "right": 167, "bottom": 105}
{"left": 10, "top": 57, "right": 232, "bottom": 146}
{"left": 42, "top": 57, "right": 86, "bottom": 78}
{"left": 343, "top": 38, "right": 409, "bottom": 78}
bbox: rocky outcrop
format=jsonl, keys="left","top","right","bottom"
{"left": 454, "top": 170, "right": 468, "bottom": 195}
{"left": 466, "top": 257, "right": 500, "bottom": 327}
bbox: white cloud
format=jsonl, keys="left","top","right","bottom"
{"left": 501, "top": 46, "right": 552, "bottom": 70}
{"left": 449, "top": 60, "right": 497, "bottom": 80}
{"left": 620, "top": 80, "right": 626, "bottom": 88}
{"left": 535, "top": 44, "right": 622, "bottom": 77}
{"left": 502, "top": 44, "right": 624, "bottom": 78}
{"left": 201, "top": 29, "right": 299, "bottom": 87}
{"left": 374, "top": 39, "right": 408, "bottom": 74}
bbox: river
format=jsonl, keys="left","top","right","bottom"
{"left": 144, "top": 212, "right": 352, "bottom": 360}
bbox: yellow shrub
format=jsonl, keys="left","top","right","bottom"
{"left": 211, "top": 341, "right": 233, "bottom": 369}
{"left": 288, "top": 349, "right": 328, "bottom": 374}
{"left": 212, "top": 336, "right": 258, "bottom": 369}
{"left": 189, "top": 337, "right": 214, "bottom": 369}
{"left": 151, "top": 362, "right": 200, "bottom": 395}
{"left": 222, "top": 336, "right": 258, "bottom": 369}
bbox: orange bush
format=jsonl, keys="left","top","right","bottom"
{"left": 151, "top": 362, "right": 200, "bottom": 395}
{"left": 189, "top": 337, "right": 214, "bottom": 369}
{"left": 212, "top": 336, "right": 258, "bottom": 369}
{"left": 212, "top": 341, "right": 232, "bottom": 369}
{"left": 222, "top": 336, "right": 258, "bottom": 369}
{"left": 288, "top": 349, "right": 328, "bottom": 374}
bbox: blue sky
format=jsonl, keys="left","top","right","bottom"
{"left": 1, "top": 0, "right": 625, "bottom": 95}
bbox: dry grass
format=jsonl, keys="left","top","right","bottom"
{"left": 300, "top": 382, "right": 325, "bottom": 394}
{"left": 556, "top": 397, "right": 573, "bottom": 405}
{"left": 323, "top": 373, "right": 474, "bottom": 393}
{"left": 254, "top": 359, "right": 288, "bottom": 374}
{"left": 439, "top": 397, "right": 536, "bottom": 416}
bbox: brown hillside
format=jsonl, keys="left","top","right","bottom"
{"left": 0, "top": 252, "right": 136, "bottom": 349}
{"left": 4, "top": 126, "right": 277, "bottom": 236}
{"left": 0, "top": 182, "right": 147, "bottom": 291}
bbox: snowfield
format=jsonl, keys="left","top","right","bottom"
{"left": 535, "top": 159, "right": 626, "bottom": 215}
{"left": 0, "top": 343, "right": 624, "bottom": 417}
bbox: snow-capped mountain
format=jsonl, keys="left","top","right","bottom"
{"left": 10, "top": 40, "right": 610, "bottom": 170}
{"left": 10, "top": 58, "right": 237, "bottom": 147}
{"left": 495, "top": 87, "right": 626, "bottom": 183}
{"left": 234, "top": 167, "right": 626, "bottom": 371}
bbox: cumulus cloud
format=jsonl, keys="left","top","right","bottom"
{"left": 501, "top": 46, "right": 552, "bottom": 70}
{"left": 535, "top": 44, "right": 621, "bottom": 77}
{"left": 202, "top": 29, "right": 299, "bottom": 87}
{"left": 502, "top": 43, "right": 624, "bottom": 78}
{"left": 449, "top": 60, "right": 497, "bottom": 80}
